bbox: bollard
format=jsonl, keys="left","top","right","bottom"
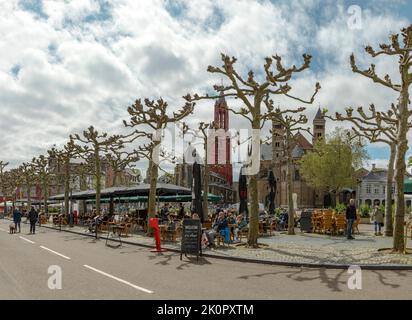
{"left": 149, "top": 218, "right": 166, "bottom": 253}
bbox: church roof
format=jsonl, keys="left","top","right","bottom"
{"left": 314, "top": 107, "right": 323, "bottom": 120}
{"left": 293, "top": 132, "right": 313, "bottom": 150}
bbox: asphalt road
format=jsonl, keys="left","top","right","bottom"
{"left": 0, "top": 219, "right": 411, "bottom": 300}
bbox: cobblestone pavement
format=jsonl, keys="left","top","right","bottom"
{"left": 40, "top": 222, "right": 412, "bottom": 266}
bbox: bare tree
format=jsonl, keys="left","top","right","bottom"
{"left": 123, "top": 98, "right": 194, "bottom": 232}
{"left": 19, "top": 162, "right": 37, "bottom": 210}
{"left": 105, "top": 148, "right": 140, "bottom": 187}
{"left": 326, "top": 104, "right": 402, "bottom": 236}
{"left": 48, "top": 139, "right": 81, "bottom": 217}
{"left": 184, "top": 53, "right": 320, "bottom": 247}
{"left": 265, "top": 103, "right": 311, "bottom": 235}
{"left": 350, "top": 25, "right": 412, "bottom": 252}
{"left": 70, "top": 126, "right": 126, "bottom": 217}
{"left": 32, "top": 155, "right": 52, "bottom": 214}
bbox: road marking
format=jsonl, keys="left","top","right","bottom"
{"left": 83, "top": 265, "right": 153, "bottom": 294}
{"left": 0, "top": 228, "right": 6, "bottom": 232}
{"left": 19, "top": 236, "right": 35, "bottom": 244}
{"left": 40, "top": 246, "right": 71, "bottom": 260}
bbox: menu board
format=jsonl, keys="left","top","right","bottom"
{"left": 180, "top": 219, "right": 201, "bottom": 260}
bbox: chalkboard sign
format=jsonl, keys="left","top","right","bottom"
{"left": 180, "top": 219, "right": 202, "bottom": 261}
{"left": 299, "top": 211, "right": 313, "bottom": 233}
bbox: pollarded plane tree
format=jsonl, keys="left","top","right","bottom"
{"left": 350, "top": 25, "right": 412, "bottom": 252}
{"left": 70, "top": 126, "right": 128, "bottom": 218}
{"left": 2, "top": 168, "right": 23, "bottom": 212}
{"left": 48, "top": 139, "right": 82, "bottom": 217}
{"left": 0, "top": 160, "right": 8, "bottom": 197}
{"left": 0, "top": 161, "right": 9, "bottom": 212}
{"left": 184, "top": 53, "right": 320, "bottom": 247}
{"left": 105, "top": 147, "right": 140, "bottom": 187}
{"left": 32, "top": 155, "right": 52, "bottom": 214}
{"left": 180, "top": 121, "right": 214, "bottom": 222}
{"left": 264, "top": 103, "right": 311, "bottom": 235}
{"left": 19, "top": 162, "right": 37, "bottom": 210}
{"left": 123, "top": 98, "right": 194, "bottom": 232}
{"left": 326, "top": 104, "right": 403, "bottom": 237}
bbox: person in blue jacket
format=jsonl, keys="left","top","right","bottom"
{"left": 13, "top": 208, "right": 22, "bottom": 233}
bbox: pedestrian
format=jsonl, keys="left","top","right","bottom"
{"left": 13, "top": 208, "right": 22, "bottom": 233}
{"left": 178, "top": 203, "right": 185, "bottom": 220}
{"left": 346, "top": 199, "right": 357, "bottom": 240}
{"left": 371, "top": 203, "right": 384, "bottom": 236}
{"left": 28, "top": 206, "right": 38, "bottom": 234}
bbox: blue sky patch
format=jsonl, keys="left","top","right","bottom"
{"left": 18, "top": 0, "right": 48, "bottom": 19}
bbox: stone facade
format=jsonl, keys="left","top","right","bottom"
{"left": 256, "top": 108, "right": 326, "bottom": 209}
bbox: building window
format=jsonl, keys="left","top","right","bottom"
{"left": 275, "top": 142, "right": 280, "bottom": 148}
{"left": 383, "top": 186, "right": 386, "bottom": 195}
{"left": 374, "top": 185, "right": 380, "bottom": 194}
{"left": 316, "top": 125, "right": 323, "bottom": 130}
{"left": 317, "top": 133, "right": 322, "bottom": 138}
{"left": 294, "top": 170, "right": 300, "bottom": 181}
{"left": 366, "top": 184, "right": 371, "bottom": 194}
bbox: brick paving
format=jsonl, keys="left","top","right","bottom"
{"left": 40, "top": 222, "right": 412, "bottom": 266}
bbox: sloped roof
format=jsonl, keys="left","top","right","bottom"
{"left": 293, "top": 132, "right": 313, "bottom": 150}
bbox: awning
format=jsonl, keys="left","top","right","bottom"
{"left": 49, "top": 183, "right": 192, "bottom": 201}
{"left": 405, "top": 180, "right": 412, "bottom": 194}
{"left": 85, "top": 193, "right": 223, "bottom": 204}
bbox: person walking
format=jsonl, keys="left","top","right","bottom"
{"left": 346, "top": 199, "right": 357, "bottom": 240}
{"left": 13, "top": 208, "right": 22, "bottom": 233}
{"left": 371, "top": 203, "right": 384, "bottom": 236}
{"left": 28, "top": 207, "right": 38, "bottom": 234}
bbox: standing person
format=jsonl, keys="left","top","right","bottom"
{"left": 346, "top": 199, "right": 357, "bottom": 240}
{"left": 371, "top": 203, "right": 384, "bottom": 236}
{"left": 13, "top": 208, "right": 22, "bottom": 233}
{"left": 178, "top": 203, "right": 185, "bottom": 220}
{"left": 28, "top": 207, "right": 38, "bottom": 235}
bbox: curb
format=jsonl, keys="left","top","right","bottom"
{"left": 5, "top": 218, "right": 412, "bottom": 271}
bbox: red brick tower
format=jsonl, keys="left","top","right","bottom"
{"left": 210, "top": 95, "right": 233, "bottom": 185}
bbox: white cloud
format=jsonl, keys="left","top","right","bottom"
{"left": 0, "top": 0, "right": 410, "bottom": 174}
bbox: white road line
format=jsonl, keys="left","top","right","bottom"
{"left": 40, "top": 246, "right": 71, "bottom": 260}
{"left": 83, "top": 265, "right": 153, "bottom": 294}
{"left": 0, "top": 228, "right": 6, "bottom": 232}
{"left": 19, "top": 236, "right": 35, "bottom": 244}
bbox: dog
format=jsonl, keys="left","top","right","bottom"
{"left": 9, "top": 224, "right": 16, "bottom": 234}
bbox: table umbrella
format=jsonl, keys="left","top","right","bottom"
{"left": 239, "top": 167, "right": 248, "bottom": 217}
{"left": 192, "top": 161, "right": 203, "bottom": 222}
{"left": 268, "top": 170, "right": 276, "bottom": 215}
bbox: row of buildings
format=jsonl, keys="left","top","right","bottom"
{"left": 4, "top": 95, "right": 410, "bottom": 211}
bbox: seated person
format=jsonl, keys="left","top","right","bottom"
{"left": 278, "top": 211, "right": 289, "bottom": 230}
{"left": 233, "top": 215, "right": 248, "bottom": 242}
{"left": 205, "top": 211, "right": 230, "bottom": 246}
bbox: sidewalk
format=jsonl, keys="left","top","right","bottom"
{"left": 33, "top": 221, "right": 412, "bottom": 268}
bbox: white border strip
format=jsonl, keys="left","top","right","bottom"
{"left": 19, "top": 236, "right": 35, "bottom": 244}
{"left": 40, "top": 246, "right": 71, "bottom": 260}
{"left": 83, "top": 265, "right": 153, "bottom": 294}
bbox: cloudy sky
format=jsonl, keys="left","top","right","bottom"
{"left": 0, "top": 0, "right": 411, "bottom": 175}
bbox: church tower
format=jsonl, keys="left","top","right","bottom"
{"left": 210, "top": 94, "right": 233, "bottom": 185}
{"left": 313, "top": 107, "right": 326, "bottom": 145}
{"left": 272, "top": 116, "right": 285, "bottom": 164}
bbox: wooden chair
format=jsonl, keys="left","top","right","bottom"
{"left": 268, "top": 219, "right": 277, "bottom": 236}
{"left": 352, "top": 215, "right": 361, "bottom": 234}
{"left": 215, "top": 233, "right": 227, "bottom": 246}
{"left": 322, "top": 211, "right": 334, "bottom": 235}
{"left": 335, "top": 214, "right": 347, "bottom": 235}
{"left": 239, "top": 228, "right": 248, "bottom": 242}
{"left": 312, "top": 210, "right": 322, "bottom": 233}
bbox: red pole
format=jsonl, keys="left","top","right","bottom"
{"left": 149, "top": 218, "right": 166, "bottom": 252}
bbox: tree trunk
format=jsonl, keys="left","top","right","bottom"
{"left": 248, "top": 174, "right": 259, "bottom": 247}
{"left": 335, "top": 192, "right": 340, "bottom": 207}
{"left": 393, "top": 87, "right": 409, "bottom": 253}
{"left": 385, "top": 143, "right": 396, "bottom": 237}
{"left": 147, "top": 159, "right": 159, "bottom": 233}
{"left": 203, "top": 143, "right": 209, "bottom": 222}
{"left": 247, "top": 118, "right": 260, "bottom": 247}
{"left": 64, "top": 162, "right": 70, "bottom": 216}
{"left": 286, "top": 132, "right": 295, "bottom": 235}
{"left": 95, "top": 149, "right": 101, "bottom": 216}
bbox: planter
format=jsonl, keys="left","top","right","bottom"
{"left": 360, "top": 217, "right": 371, "bottom": 224}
